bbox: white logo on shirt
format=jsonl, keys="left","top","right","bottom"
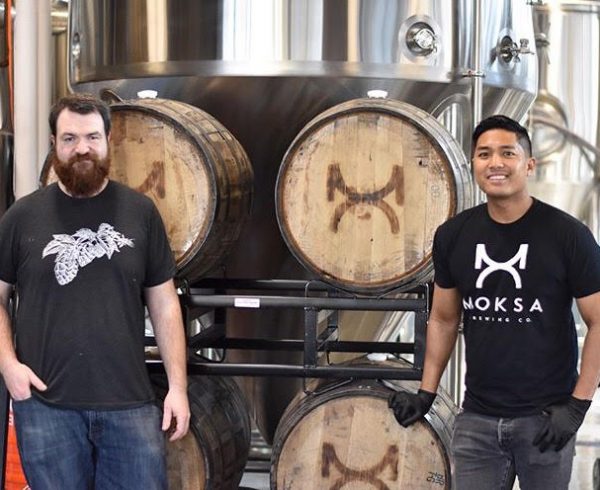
{"left": 42, "top": 223, "right": 134, "bottom": 285}
{"left": 474, "top": 244, "right": 528, "bottom": 289}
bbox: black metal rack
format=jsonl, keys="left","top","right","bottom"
{"left": 1, "top": 278, "right": 431, "bottom": 487}
{"left": 148, "top": 278, "right": 430, "bottom": 381}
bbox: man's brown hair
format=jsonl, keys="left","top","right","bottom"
{"left": 48, "top": 93, "right": 111, "bottom": 138}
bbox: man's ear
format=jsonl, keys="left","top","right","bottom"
{"left": 526, "top": 157, "right": 536, "bottom": 176}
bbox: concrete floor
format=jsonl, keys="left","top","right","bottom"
{"left": 239, "top": 472, "right": 270, "bottom": 490}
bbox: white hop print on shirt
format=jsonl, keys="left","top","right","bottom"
{"left": 42, "top": 223, "right": 135, "bottom": 285}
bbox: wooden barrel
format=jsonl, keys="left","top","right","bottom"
{"left": 276, "top": 98, "right": 472, "bottom": 294}
{"left": 41, "top": 97, "right": 254, "bottom": 282}
{"left": 270, "top": 358, "right": 456, "bottom": 489}
{"left": 152, "top": 374, "right": 251, "bottom": 490}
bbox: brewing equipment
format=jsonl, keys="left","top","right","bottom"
{"left": 528, "top": 1, "right": 600, "bottom": 226}
{"left": 63, "top": 0, "right": 538, "bottom": 467}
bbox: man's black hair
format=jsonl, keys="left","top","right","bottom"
{"left": 472, "top": 115, "right": 532, "bottom": 157}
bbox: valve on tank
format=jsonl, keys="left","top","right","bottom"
{"left": 496, "top": 35, "right": 533, "bottom": 64}
{"left": 406, "top": 22, "right": 438, "bottom": 56}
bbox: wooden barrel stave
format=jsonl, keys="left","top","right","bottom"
{"left": 152, "top": 374, "right": 252, "bottom": 490}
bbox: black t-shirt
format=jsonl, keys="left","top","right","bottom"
{"left": 0, "top": 181, "right": 176, "bottom": 409}
{"left": 433, "top": 199, "right": 600, "bottom": 417}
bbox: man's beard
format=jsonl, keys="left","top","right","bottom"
{"left": 51, "top": 148, "right": 111, "bottom": 197}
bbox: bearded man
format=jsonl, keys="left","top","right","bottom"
{"left": 0, "top": 93, "right": 189, "bottom": 489}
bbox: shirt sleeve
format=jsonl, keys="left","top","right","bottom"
{"left": 432, "top": 225, "right": 456, "bottom": 288}
{"left": 567, "top": 222, "right": 600, "bottom": 298}
{"left": 144, "top": 203, "right": 177, "bottom": 287}
{"left": 0, "top": 206, "right": 21, "bottom": 284}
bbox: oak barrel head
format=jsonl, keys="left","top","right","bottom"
{"left": 271, "top": 379, "right": 454, "bottom": 489}
{"left": 276, "top": 98, "right": 472, "bottom": 294}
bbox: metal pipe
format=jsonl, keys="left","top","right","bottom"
{"left": 472, "top": 0, "right": 483, "bottom": 131}
{"left": 187, "top": 278, "right": 427, "bottom": 295}
{"left": 14, "top": 0, "right": 51, "bottom": 198}
{"left": 37, "top": 1, "right": 51, "bottom": 177}
{"left": 464, "top": 0, "right": 486, "bottom": 207}
{"left": 184, "top": 294, "right": 426, "bottom": 312}
{"left": 530, "top": 116, "right": 600, "bottom": 167}
{"left": 451, "top": 0, "right": 485, "bottom": 407}
{"left": 148, "top": 362, "right": 425, "bottom": 380}
{"left": 188, "top": 337, "right": 416, "bottom": 354}
{"left": 51, "top": 0, "right": 68, "bottom": 34}
{"left": 13, "top": 0, "right": 38, "bottom": 198}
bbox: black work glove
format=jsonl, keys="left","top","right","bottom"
{"left": 388, "top": 389, "right": 436, "bottom": 428}
{"left": 532, "top": 396, "right": 591, "bottom": 452}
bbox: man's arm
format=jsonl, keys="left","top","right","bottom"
{"left": 388, "top": 283, "right": 462, "bottom": 426}
{"left": 0, "top": 280, "right": 47, "bottom": 399}
{"left": 145, "top": 279, "right": 190, "bottom": 441}
{"left": 420, "top": 284, "right": 463, "bottom": 393}
{"left": 573, "top": 290, "right": 600, "bottom": 399}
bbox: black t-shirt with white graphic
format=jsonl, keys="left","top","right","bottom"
{"left": 433, "top": 199, "right": 600, "bottom": 417}
{"left": 0, "top": 181, "right": 176, "bottom": 409}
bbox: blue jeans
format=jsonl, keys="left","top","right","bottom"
{"left": 452, "top": 410, "right": 576, "bottom": 490}
{"left": 12, "top": 396, "right": 167, "bottom": 490}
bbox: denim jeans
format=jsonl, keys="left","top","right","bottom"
{"left": 12, "top": 396, "right": 167, "bottom": 490}
{"left": 452, "top": 410, "right": 576, "bottom": 490}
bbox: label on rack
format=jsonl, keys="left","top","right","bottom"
{"left": 234, "top": 297, "right": 261, "bottom": 308}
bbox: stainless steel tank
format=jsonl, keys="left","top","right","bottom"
{"left": 66, "top": 0, "right": 538, "bottom": 443}
{"left": 528, "top": 1, "right": 600, "bottom": 224}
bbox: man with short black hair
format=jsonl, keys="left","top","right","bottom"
{"left": 389, "top": 115, "right": 600, "bottom": 489}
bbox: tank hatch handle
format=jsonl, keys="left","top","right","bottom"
{"left": 497, "top": 36, "right": 534, "bottom": 64}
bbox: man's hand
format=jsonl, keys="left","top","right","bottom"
{"left": 533, "top": 396, "right": 591, "bottom": 452}
{"left": 2, "top": 360, "right": 47, "bottom": 400}
{"left": 388, "top": 389, "right": 436, "bottom": 427}
{"left": 162, "top": 387, "right": 191, "bottom": 442}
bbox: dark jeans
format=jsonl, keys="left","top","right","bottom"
{"left": 452, "top": 410, "right": 576, "bottom": 490}
{"left": 12, "top": 396, "right": 167, "bottom": 490}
